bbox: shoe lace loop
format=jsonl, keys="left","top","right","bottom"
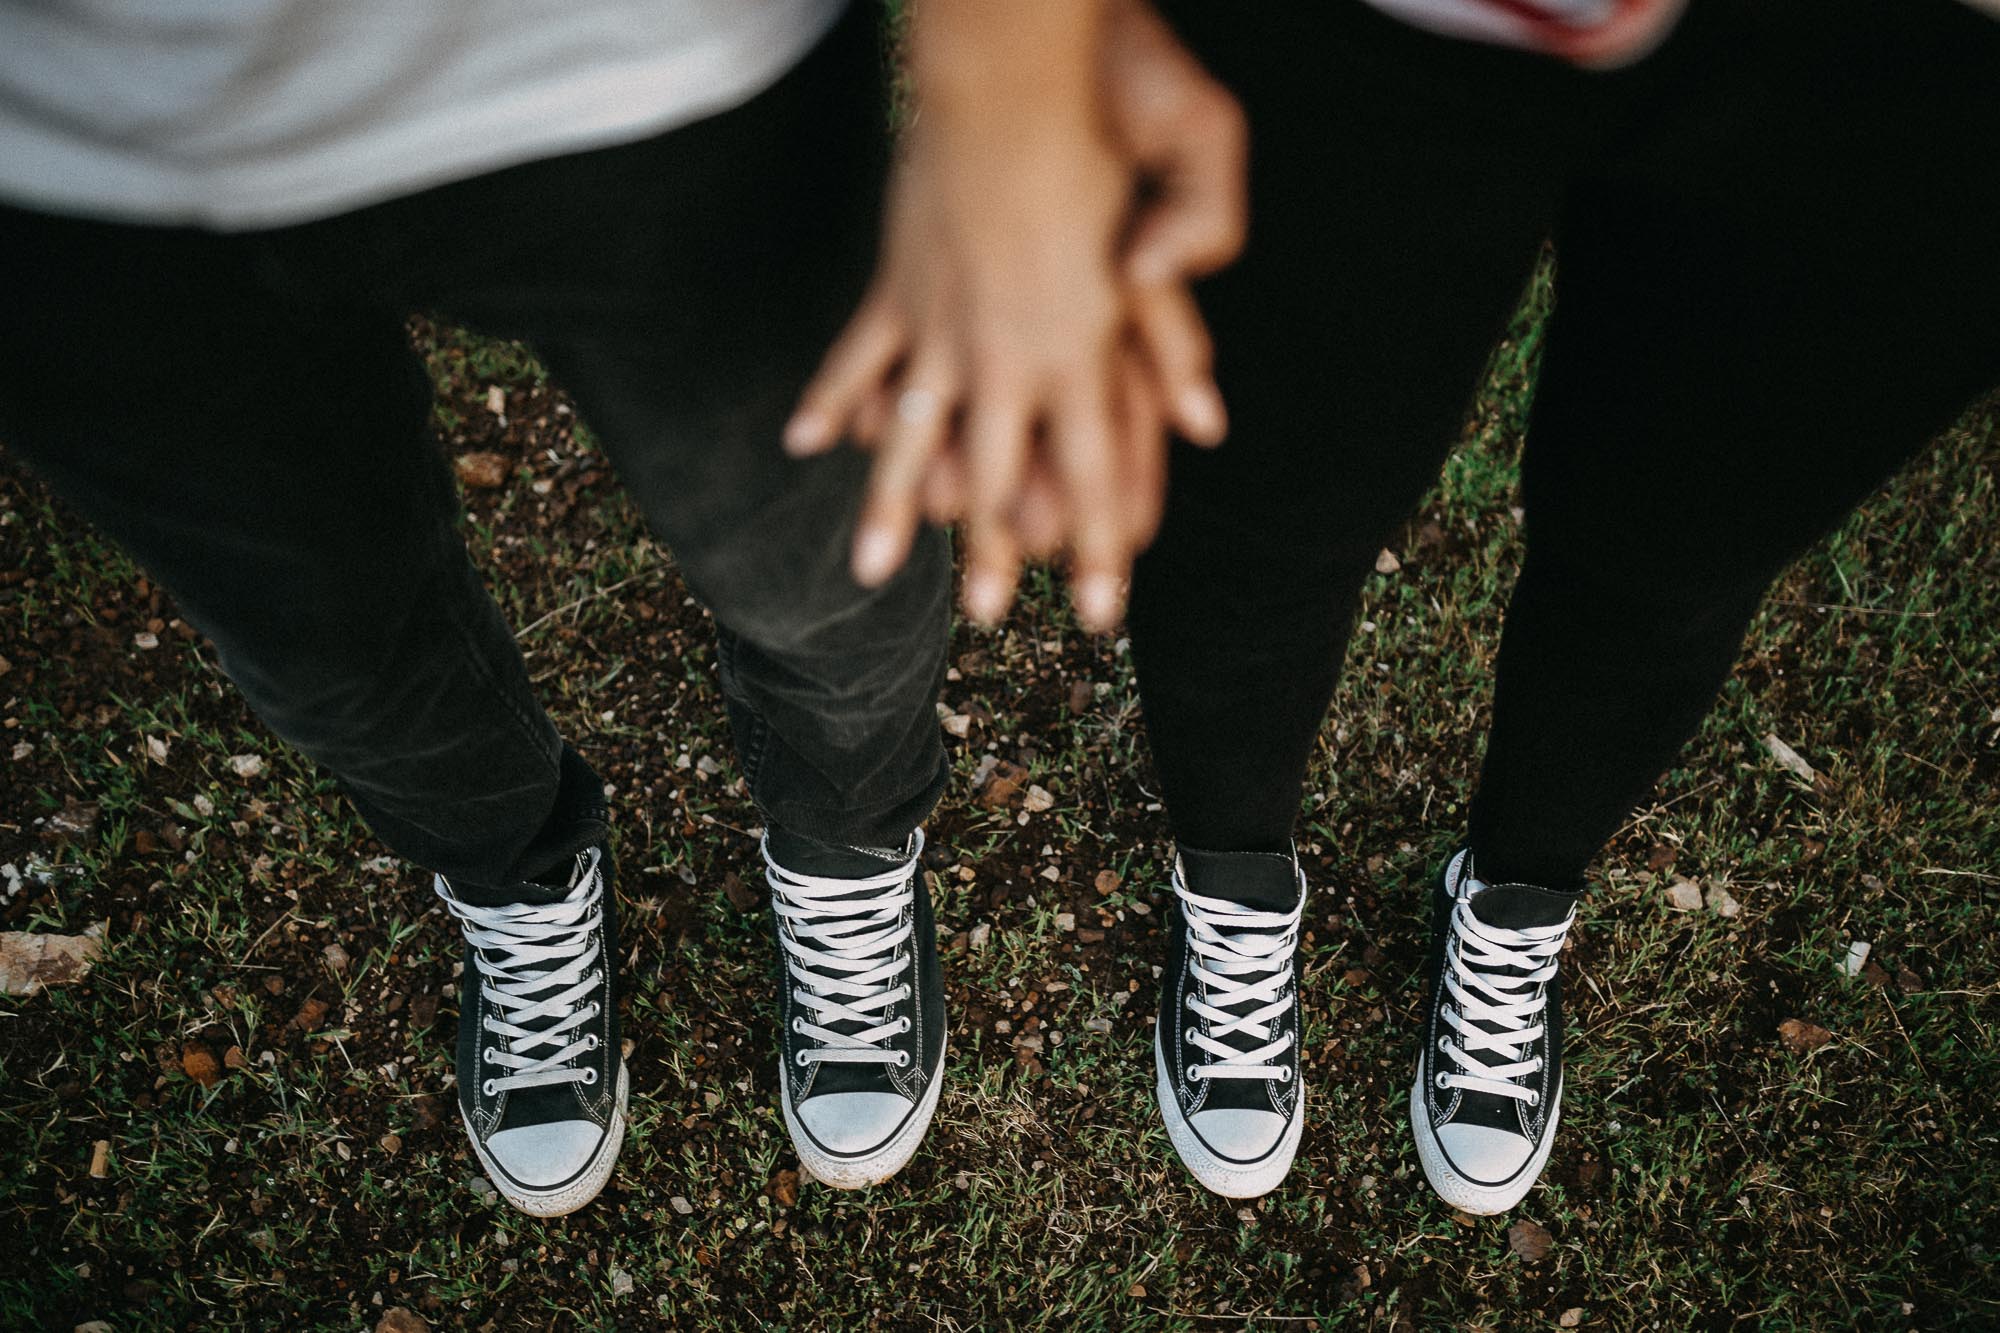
{"left": 1437, "top": 897, "right": 1570, "bottom": 1103}
{"left": 1173, "top": 861, "right": 1303, "bottom": 1082}
{"left": 765, "top": 830, "right": 920, "bottom": 1067}
{"left": 435, "top": 848, "right": 606, "bottom": 1096}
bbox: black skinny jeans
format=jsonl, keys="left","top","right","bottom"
{"left": 0, "top": 7, "right": 952, "bottom": 888}
{"left": 1135, "top": 0, "right": 2000, "bottom": 887}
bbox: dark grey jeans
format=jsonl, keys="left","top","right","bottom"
{"left": 0, "top": 5, "right": 952, "bottom": 887}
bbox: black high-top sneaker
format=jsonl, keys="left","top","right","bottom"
{"left": 1411, "top": 847, "right": 1578, "bottom": 1214}
{"left": 1155, "top": 847, "right": 1307, "bottom": 1198}
{"left": 435, "top": 844, "right": 625, "bottom": 1216}
{"left": 765, "top": 826, "right": 945, "bottom": 1189}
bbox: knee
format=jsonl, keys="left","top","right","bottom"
{"left": 679, "top": 521, "right": 951, "bottom": 659}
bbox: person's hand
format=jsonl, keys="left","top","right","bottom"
{"left": 906, "top": 0, "right": 1249, "bottom": 577}
{"left": 786, "top": 98, "right": 1134, "bottom": 628}
{"left": 1107, "top": 0, "right": 1249, "bottom": 348}
{"left": 784, "top": 1, "right": 1246, "bottom": 631}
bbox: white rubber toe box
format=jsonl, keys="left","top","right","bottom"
{"left": 485, "top": 1120, "right": 606, "bottom": 1187}
{"left": 1435, "top": 1122, "right": 1534, "bottom": 1185}
{"left": 796, "top": 1091, "right": 911, "bottom": 1156}
{"left": 1190, "top": 1107, "right": 1287, "bottom": 1162}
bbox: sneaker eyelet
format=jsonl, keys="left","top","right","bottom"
{"left": 1183, "top": 995, "right": 1197, "bottom": 1012}
{"left": 589, "top": 1001, "right": 601, "bottom": 1016}
{"left": 484, "top": 1046, "right": 498, "bottom": 1063}
{"left": 896, "top": 1052, "right": 911, "bottom": 1068}
{"left": 1528, "top": 1091, "right": 1541, "bottom": 1107}
{"left": 1437, "top": 1037, "right": 1451, "bottom": 1054}
{"left": 898, "top": 1017, "right": 912, "bottom": 1034}
{"left": 1434, "top": 1072, "right": 1451, "bottom": 1090}
{"left": 587, "top": 1035, "right": 600, "bottom": 1050}
{"left": 792, "top": 1017, "right": 804, "bottom": 1034}
{"left": 795, "top": 1051, "right": 809, "bottom": 1066}
{"left": 581, "top": 1067, "right": 598, "bottom": 1085}
{"left": 1186, "top": 1065, "right": 1201, "bottom": 1083}
{"left": 482, "top": 1079, "right": 497, "bottom": 1097}
{"left": 1279, "top": 1067, "right": 1294, "bottom": 1084}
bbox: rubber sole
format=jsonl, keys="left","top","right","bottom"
{"left": 1154, "top": 1029, "right": 1305, "bottom": 1199}
{"left": 780, "top": 1038, "right": 947, "bottom": 1190}
{"left": 466, "top": 1062, "right": 630, "bottom": 1218}
{"left": 1408, "top": 1072, "right": 1561, "bottom": 1215}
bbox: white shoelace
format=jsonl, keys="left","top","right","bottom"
{"left": 765, "top": 830, "right": 920, "bottom": 1068}
{"left": 1437, "top": 897, "right": 1571, "bottom": 1105}
{"left": 1174, "top": 861, "right": 1304, "bottom": 1083}
{"left": 435, "top": 848, "right": 606, "bottom": 1097}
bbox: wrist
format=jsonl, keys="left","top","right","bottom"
{"left": 909, "top": 1, "right": 1107, "bottom": 126}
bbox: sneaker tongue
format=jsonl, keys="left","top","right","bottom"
{"left": 1467, "top": 881, "right": 1577, "bottom": 931}
{"left": 1178, "top": 846, "right": 1300, "bottom": 912}
{"left": 766, "top": 826, "right": 911, "bottom": 881}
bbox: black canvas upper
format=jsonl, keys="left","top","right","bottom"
{"left": 1418, "top": 851, "right": 1575, "bottom": 1153}
{"left": 770, "top": 831, "right": 944, "bottom": 1123}
{"left": 451, "top": 843, "right": 622, "bottom": 1164}
{"left": 1158, "top": 847, "right": 1304, "bottom": 1147}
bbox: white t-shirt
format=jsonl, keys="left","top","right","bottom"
{"left": 0, "top": 0, "right": 845, "bottom": 229}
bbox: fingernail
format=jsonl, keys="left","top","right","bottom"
{"left": 1178, "top": 384, "right": 1227, "bottom": 443}
{"left": 783, "top": 413, "right": 826, "bottom": 455}
{"left": 852, "top": 527, "right": 900, "bottom": 585}
{"left": 964, "top": 572, "right": 1010, "bottom": 624}
{"left": 1074, "top": 574, "right": 1123, "bottom": 631}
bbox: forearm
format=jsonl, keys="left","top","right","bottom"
{"left": 907, "top": 0, "right": 1111, "bottom": 133}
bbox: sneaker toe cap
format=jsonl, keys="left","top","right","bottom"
{"left": 797, "top": 1091, "right": 912, "bottom": 1155}
{"left": 1435, "top": 1122, "right": 1534, "bottom": 1185}
{"left": 486, "top": 1120, "right": 607, "bottom": 1187}
{"left": 1190, "top": 1107, "right": 1286, "bottom": 1162}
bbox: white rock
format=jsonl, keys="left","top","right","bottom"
{"left": 1840, "top": 940, "right": 1872, "bottom": 977}
{"left": 1023, "top": 785, "right": 1055, "bottom": 813}
{"left": 967, "top": 923, "right": 991, "bottom": 952}
{"left": 670, "top": 1196, "right": 694, "bottom": 1216}
{"left": 1705, "top": 885, "right": 1742, "bottom": 918}
{"left": 1664, "top": 881, "right": 1702, "bottom": 911}
{"left": 1763, "top": 733, "right": 1817, "bottom": 782}
{"left": 229, "top": 753, "right": 265, "bottom": 778}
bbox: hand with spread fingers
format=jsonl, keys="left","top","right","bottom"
{"left": 784, "top": 0, "right": 1247, "bottom": 632}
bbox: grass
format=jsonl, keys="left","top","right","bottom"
{"left": 2, "top": 275, "right": 1998, "bottom": 1330}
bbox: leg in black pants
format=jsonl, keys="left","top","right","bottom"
{"left": 1471, "top": 0, "right": 2000, "bottom": 888}
{"left": 0, "top": 5, "right": 943, "bottom": 887}
{"left": 1137, "top": 0, "right": 2000, "bottom": 893}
